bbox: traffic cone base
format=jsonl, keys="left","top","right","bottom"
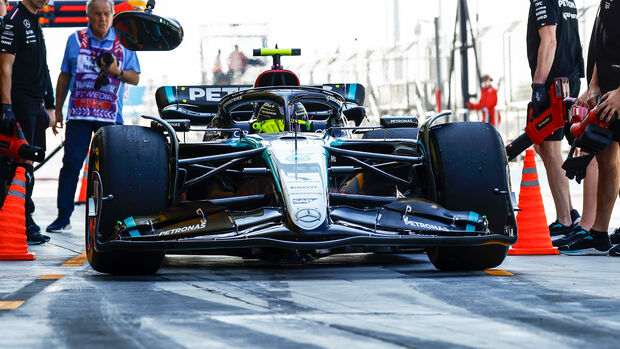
{"left": 0, "top": 252, "right": 35, "bottom": 260}
{"left": 0, "top": 167, "right": 36, "bottom": 260}
{"left": 508, "top": 149, "right": 559, "bottom": 255}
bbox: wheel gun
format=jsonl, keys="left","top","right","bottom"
{"left": 0, "top": 123, "right": 45, "bottom": 163}
{"left": 505, "top": 77, "right": 573, "bottom": 161}
{"left": 561, "top": 101, "right": 616, "bottom": 183}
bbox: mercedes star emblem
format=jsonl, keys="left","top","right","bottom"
{"left": 295, "top": 208, "right": 321, "bottom": 223}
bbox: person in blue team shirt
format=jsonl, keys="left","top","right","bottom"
{"left": 46, "top": 0, "right": 140, "bottom": 232}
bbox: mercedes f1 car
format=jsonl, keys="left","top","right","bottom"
{"left": 86, "top": 12, "right": 517, "bottom": 274}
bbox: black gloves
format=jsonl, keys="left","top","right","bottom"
{"left": 530, "top": 83, "right": 549, "bottom": 118}
{"left": 0, "top": 104, "right": 16, "bottom": 133}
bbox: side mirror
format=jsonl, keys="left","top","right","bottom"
{"left": 343, "top": 106, "right": 366, "bottom": 126}
{"left": 112, "top": 11, "right": 183, "bottom": 51}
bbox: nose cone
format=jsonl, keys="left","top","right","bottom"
{"left": 262, "top": 135, "right": 329, "bottom": 231}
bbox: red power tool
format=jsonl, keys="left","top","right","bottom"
{"left": 505, "top": 77, "right": 572, "bottom": 161}
{"left": 0, "top": 123, "right": 45, "bottom": 163}
{"left": 562, "top": 102, "right": 616, "bottom": 183}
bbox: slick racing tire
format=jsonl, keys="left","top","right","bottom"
{"left": 86, "top": 125, "right": 169, "bottom": 275}
{"left": 362, "top": 127, "right": 419, "bottom": 140}
{"left": 425, "top": 122, "right": 514, "bottom": 271}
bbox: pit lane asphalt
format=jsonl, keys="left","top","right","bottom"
{"left": 1, "top": 148, "right": 619, "bottom": 348}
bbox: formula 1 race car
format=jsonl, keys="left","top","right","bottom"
{"left": 85, "top": 11, "right": 517, "bottom": 274}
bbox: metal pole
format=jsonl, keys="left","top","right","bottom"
{"left": 434, "top": 17, "right": 442, "bottom": 112}
{"left": 459, "top": 0, "right": 470, "bottom": 121}
{"left": 393, "top": 0, "right": 400, "bottom": 45}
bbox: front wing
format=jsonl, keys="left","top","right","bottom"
{"left": 90, "top": 198, "right": 517, "bottom": 255}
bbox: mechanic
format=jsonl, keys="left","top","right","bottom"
{"left": 526, "top": 0, "right": 589, "bottom": 243}
{"left": 466, "top": 74, "right": 501, "bottom": 127}
{"left": 228, "top": 45, "right": 248, "bottom": 76}
{"left": 0, "top": 0, "right": 56, "bottom": 245}
{"left": 559, "top": 0, "right": 620, "bottom": 256}
{"left": 46, "top": 0, "right": 140, "bottom": 233}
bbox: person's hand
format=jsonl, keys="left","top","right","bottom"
{"left": 47, "top": 108, "right": 55, "bottom": 129}
{"left": 576, "top": 85, "right": 601, "bottom": 109}
{"left": 101, "top": 54, "right": 121, "bottom": 76}
{"left": 531, "top": 83, "right": 549, "bottom": 116}
{"left": 594, "top": 87, "right": 620, "bottom": 123}
{"left": 0, "top": 103, "right": 16, "bottom": 133}
{"left": 51, "top": 109, "right": 64, "bottom": 136}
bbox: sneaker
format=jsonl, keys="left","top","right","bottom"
{"left": 610, "top": 228, "right": 620, "bottom": 245}
{"left": 26, "top": 233, "right": 50, "bottom": 245}
{"left": 26, "top": 215, "right": 40, "bottom": 234}
{"left": 570, "top": 209, "right": 581, "bottom": 226}
{"left": 549, "top": 220, "right": 574, "bottom": 237}
{"left": 570, "top": 209, "right": 581, "bottom": 224}
{"left": 610, "top": 244, "right": 620, "bottom": 257}
{"left": 552, "top": 225, "right": 587, "bottom": 247}
{"left": 46, "top": 217, "right": 71, "bottom": 233}
{"left": 558, "top": 231, "right": 611, "bottom": 255}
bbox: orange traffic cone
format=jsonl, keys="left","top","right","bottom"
{"left": 508, "top": 149, "right": 559, "bottom": 255}
{"left": 75, "top": 151, "right": 89, "bottom": 205}
{"left": 0, "top": 167, "right": 35, "bottom": 260}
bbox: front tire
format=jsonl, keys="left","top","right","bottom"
{"left": 86, "top": 125, "right": 169, "bottom": 275}
{"left": 424, "top": 122, "right": 514, "bottom": 271}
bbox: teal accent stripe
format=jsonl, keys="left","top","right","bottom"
{"left": 262, "top": 150, "right": 282, "bottom": 193}
{"left": 128, "top": 230, "right": 140, "bottom": 238}
{"left": 347, "top": 84, "right": 357, "bottom": 101}
{"left": 124, "top": 217, "right": 137, "bottom": 228}
{"left": 165, "top": 86, "right": 175, "bottom": 104}
{"left": 468, "top": 211, "right": 479, "bottom": 222}
{"left": 466, "top": 211, "right": 479, "bottom": 232}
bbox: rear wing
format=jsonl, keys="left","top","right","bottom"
{"left": 155, "top": 83, "right": 365, "bottom": 114}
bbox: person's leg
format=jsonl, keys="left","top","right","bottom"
{"left": 579, "top": 156, "right": 598, "bottom": 230}
{"left": 535, "top": 140, "right": 572, "bottom": 226}
{"left": 591, "top": 142, "right": 620, "bottom": 233}
{"left": 0, "top": 158, "right": 14, "bottom": 208}
{"left": 11, "top": 95, "right": 49, "bottom": 243}
{"left": 48, "top": 120, "right": 92, "bottom": 231}
{"left": 559, "top": 142, "right": 617, "bottom": 255}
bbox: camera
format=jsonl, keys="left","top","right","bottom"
{"left": 94, "top": 53, "right": 115, "bottom": 90}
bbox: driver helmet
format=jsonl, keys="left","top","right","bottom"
{"left": 289, "top": 102, "right": 310, "bottom": 132}
{"left": 254, "top": 102, "right": 285, "bottom": 133}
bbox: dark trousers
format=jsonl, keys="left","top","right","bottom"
{"left": 0, "top": 94, "right": 47, "bottom": 227}
{"left": 57, "top": 120, "right": 112, "bottom": 220}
